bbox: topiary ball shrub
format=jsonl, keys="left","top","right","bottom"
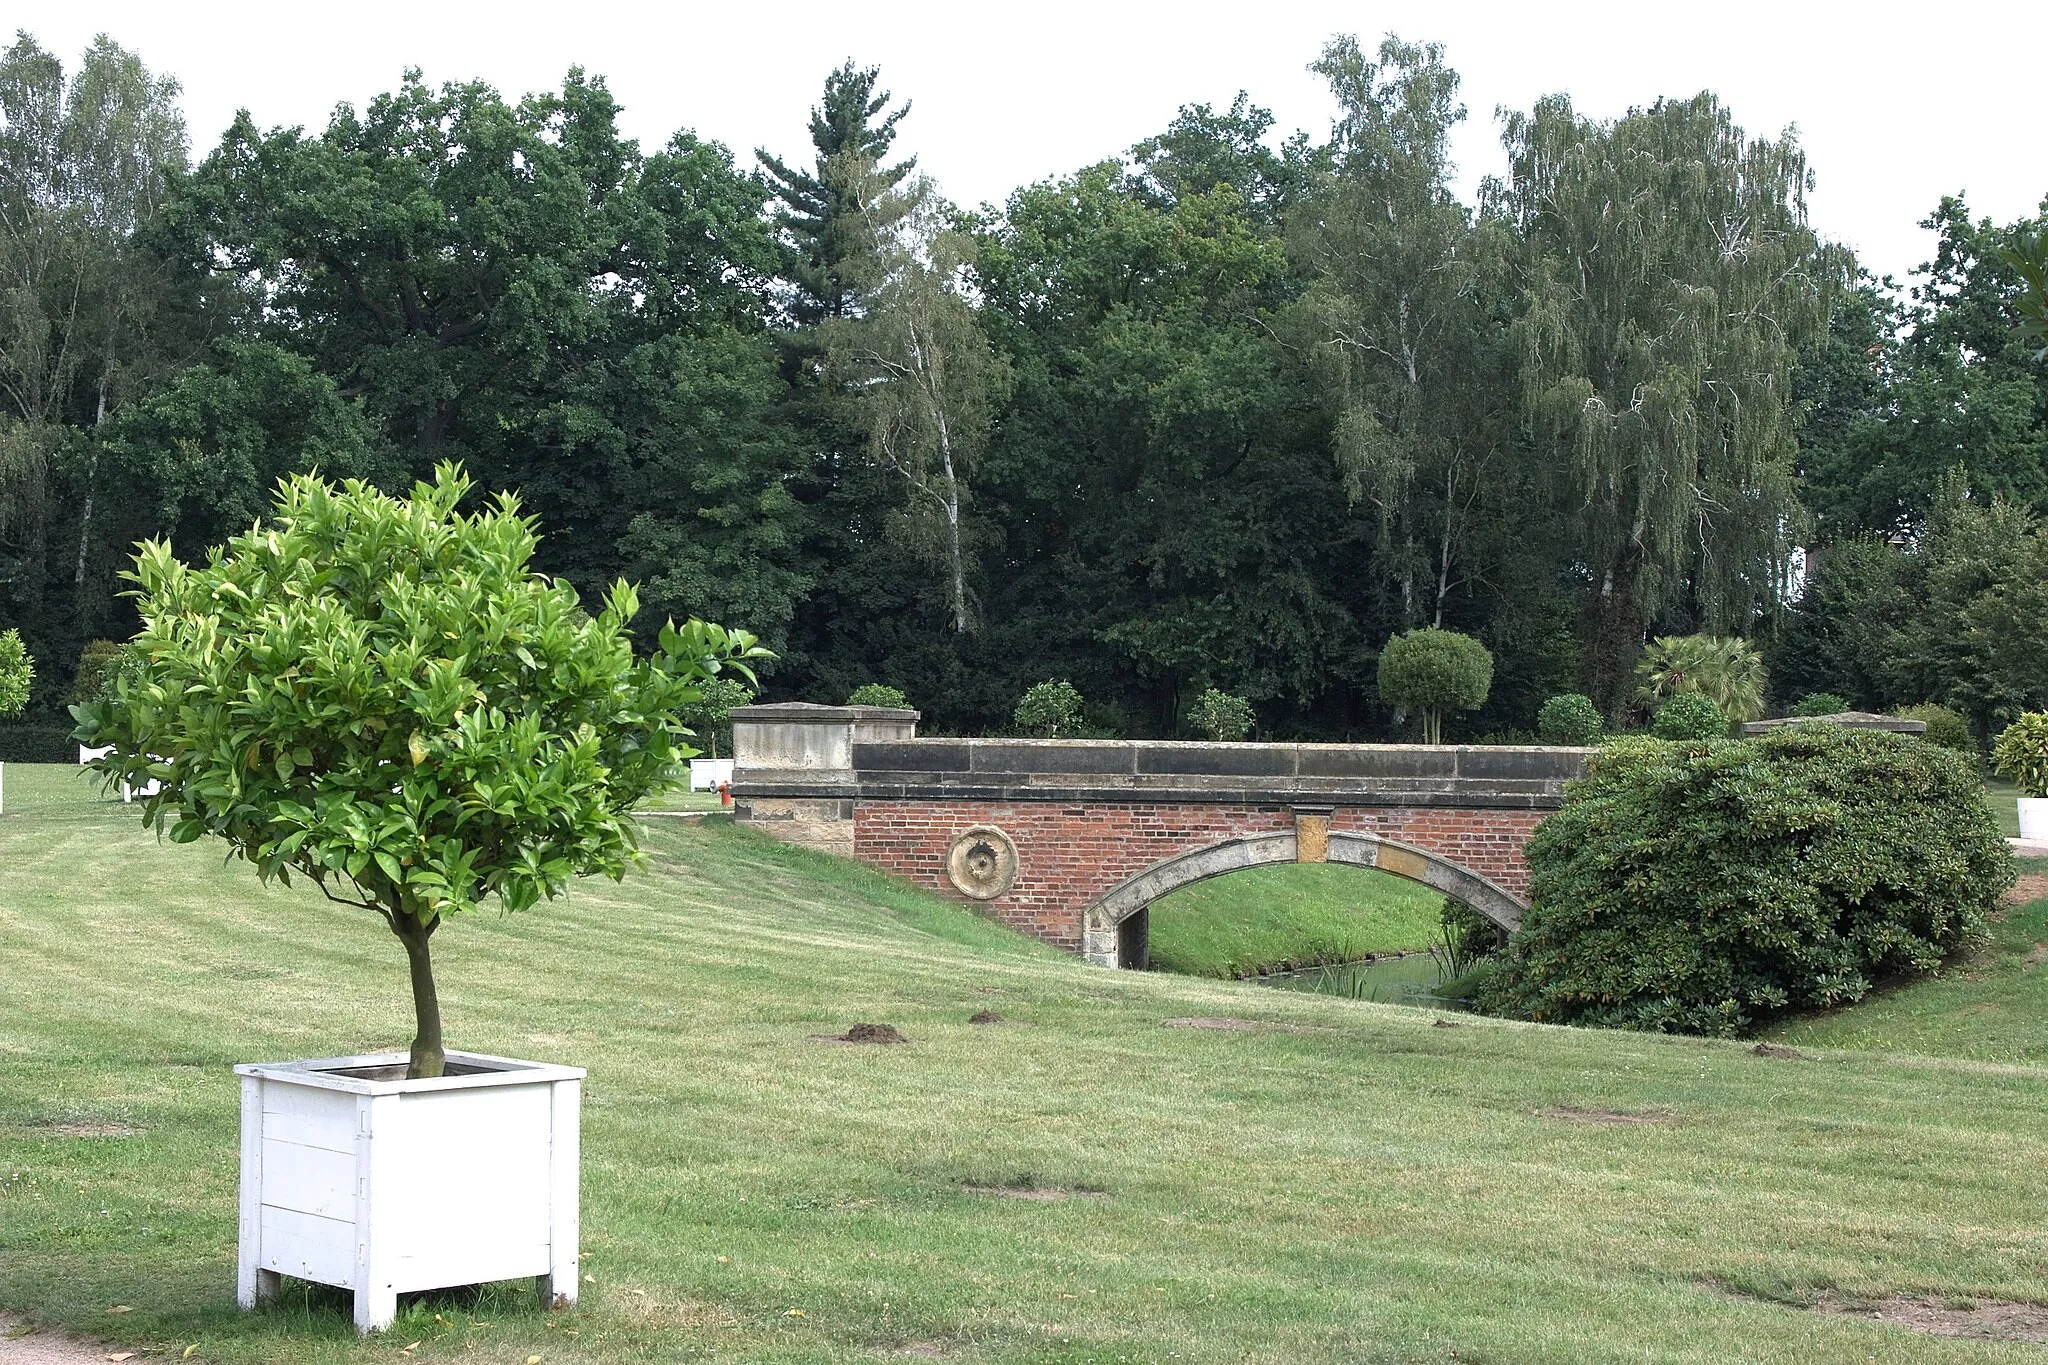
{"left": 1537, "top": 693, "right": 1602, "bottom": 745}
{"left": 1377, "top": 628, "right": 1492, "bottom": 745}
{"left": 1898, "top": 702, "right": 1974, "bottom": 755}
{"left": 846, "top": 683, "right": 910, "bottom": 709}
{"left": 1651, "top": 692, "right": 1727, "bottom": 740}
{"left": 1471, "top": 727, "right": 2011, "bottom": 1035}
{"left": 1789, "top": 691, "right": 1850, "bottom": 717}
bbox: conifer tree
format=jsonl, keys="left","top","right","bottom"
{"left": 757, "top": 62, "right": 916, "bottom": 322}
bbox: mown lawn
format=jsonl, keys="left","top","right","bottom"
{"left": 1145, "top": 863, "right": 1445, "bottom": 976}
{"left": 1985, "top": 778, "right": 2023, "bottom": 838}
{"left": 4, "top": 762, "right": 2048, "bottom": 1364}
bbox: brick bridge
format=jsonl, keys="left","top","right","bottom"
{"left": 729, "top": 704, "right": 1589, "bottom": 968}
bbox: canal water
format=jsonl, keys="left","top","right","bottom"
{"left": 1251, "top": 950, "right": 1468, "bottom": 1009}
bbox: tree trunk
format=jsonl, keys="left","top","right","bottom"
{"left": 1586, "top": 549, "right": 1645, "bottom": 719}
{"left": 391, "top": 910, "right": 445, "bottom": 1079}
{"left": 74, "top": 379, "right": 105, "bottom": 592}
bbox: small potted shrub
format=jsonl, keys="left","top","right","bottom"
{"left": 1993, "top": 712, "right": 2048, "bottom": 839}
{"left": 1651, "top": 692, "right": 1728, "bottom": 741}
{"left": 74, "top": 467, "right": 765, "bottom": 1332}
{"left": 1788, "top": 691, "right": 1849, "bottom": 717}
{"left": 1015, "top": 680, "right": 1083, "bottom": 737}
{"left": 1536, "top": 693, "right": 1602, "bottom": 746}
{"left": 1190, "top": 687, "right": 1255, "bottom": 741}
{"left": 845, "top": 683, "right": 911, "bottom": 709}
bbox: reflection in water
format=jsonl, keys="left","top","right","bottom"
{"left": 1252, "top": 951, "right": 1468, "bottom": 1009}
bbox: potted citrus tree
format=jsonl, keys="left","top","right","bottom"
{"left": 73, "top": 465, "right": 764, "bottom": 1333}
{"left": 0, "top": 627, "right": 31, "bottom": 815}
{"left": 1994, "top": 712, "right": 2048, "bottom": 840}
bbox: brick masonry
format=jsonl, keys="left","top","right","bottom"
{"left": 853, "top": 798, "right": 1549, "bottom": 952}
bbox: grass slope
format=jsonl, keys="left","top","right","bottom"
{"left": 1768, "top": 863, "right": 2048, "bottom": 1065}
{"left": 1146, "top": 864, "right": 1445, "bottom": 976}
{"left": 4, "top": 763, "right": 2048, "bottom": 1364}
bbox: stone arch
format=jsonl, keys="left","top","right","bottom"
{"left": 1078, "top": 830, "right": 1527, "bottom": 968}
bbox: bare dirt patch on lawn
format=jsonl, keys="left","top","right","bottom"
{"left": 1814, "top": 1293, "right": 2048, "bottom": 1344}
{"left": 2004, "top": 873, "right": 2048, "bottom": 908}
{"left": 0, "top": 1315, "right": 113, "bottom": 1365}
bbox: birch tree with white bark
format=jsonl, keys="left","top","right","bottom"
{"left": 828, "top": 174, "right": 1003, "bottom": 633}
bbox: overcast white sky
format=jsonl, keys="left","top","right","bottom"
{"left": 20, "top": 0, "right": 2048, "bottom": 285}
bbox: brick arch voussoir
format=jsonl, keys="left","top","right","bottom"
{"left": 1079, "top": 829, "right": 1525, "bottom": 968}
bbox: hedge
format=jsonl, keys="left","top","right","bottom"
{"left": 0, "top": 720, "right": 80, "bottom": 764}
{"left": 1471, "top": 725, "right": 2011, "bottom": 1035}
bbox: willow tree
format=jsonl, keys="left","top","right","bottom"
{"left": 1497, "top": 93, "right": 1847, "bottom": 707}
{"left": 1293, "top": 35, "right": 1514, "bottom": 629}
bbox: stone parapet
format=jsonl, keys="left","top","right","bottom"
{"left": 729, "top": 702, "right": 919, "bottom": 785}
{"left": 1739, "top": 711, "right": 1927, "bottom": 736}
{"left": 738, "top": 737, "right": 1590, "bottom": 810}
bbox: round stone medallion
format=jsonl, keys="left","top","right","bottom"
{"left": 946, "top": 825, "right": 1018, "bottom": 900}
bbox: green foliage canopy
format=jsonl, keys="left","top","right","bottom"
{"left": 1475, "top": 727, "right": 2009, "bottom": 1034}
{"left": 72, "top": 465, "right": 767, "bottom": 1076}
{"left": 1771, "top": 490, "right": 2048, "bottom": 746}
{"left": 1536, "top": 693, "right": 1601, "bottom": 745}
{"left": 1190, "top": 688, "right": 1255, "bottom": 741}
{"left": 1789, "top": 692, "right": 1850, "bottom": 717}
{"left": 1014, "top": 680, "right": 1083, "bottom": 738}
{"left": 1636, "top": 635, "right": 1767, "bottom": 723}
{"left": 676, "top": 676, "right": 755, "bottom": 763}
{"left": 1992, "top": 712, "right": 2048, "bottom": 799}
{"left": 1897, "top": 703, "right": 1973, "bottom": 754}
{"left": 846, "top": 684, "right": 910, "bottom": 709}
{"left": 1502, "top": 94, "right": 1844, "bottom": 706}
{"left": 1651, "top": 693, "right": 1728, "bottom": 741}
{"left": 0, "top": 629, "right": 32, "bottom": 717}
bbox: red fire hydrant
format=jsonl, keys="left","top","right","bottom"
{"left": 718, "top": 780, "right": 733, "bottom": 808}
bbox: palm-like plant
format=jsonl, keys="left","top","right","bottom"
{"left": 1635, "top": 634, "right": 1767, "bottom": 724}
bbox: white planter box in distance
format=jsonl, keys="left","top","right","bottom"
{"left": 689, "top": 757, "right": 734, "bottom": 791}
{"left": 236, "top": 1051, "right": 583, "bottom": 1333}
{"left": 2020, "top": 797, "right": 2048, "bottom": 842}
{"left": 77, "top": 744, "right": 161, "bottom": 802}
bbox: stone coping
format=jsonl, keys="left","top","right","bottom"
{"left": 731, "top": 702, "right": 921, "bottom": 721}
{"left": 1739, "top": 712, "right": 1927, "bottom": 735}
{"left": 735, "top": 738, "right": 1592, "bottom": 810}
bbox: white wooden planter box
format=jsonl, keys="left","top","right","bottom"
{"left": 2021, "top": 797, "right": 2048, "bottom": 841}
{"left": 77, "top": 744, "right": 161, "bottom": 802}
{"left": 689, "top": 757, "right": 734, "bottom": 791}
{"left": 235, "top": 1051, "right": 584, "bottom": 1333}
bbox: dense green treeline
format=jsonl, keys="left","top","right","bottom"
{"left": 2, "top": 32, "right": 2044, "bottom": 740}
